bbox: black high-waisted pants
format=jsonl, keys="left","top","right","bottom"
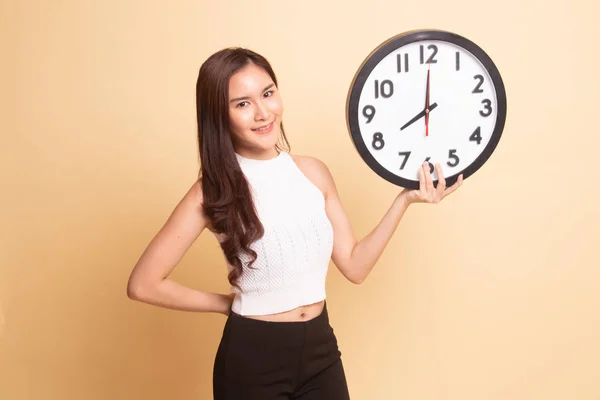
{"left": 213, "top": 302, "right": 350, "bottom": 399}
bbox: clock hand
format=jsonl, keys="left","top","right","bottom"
{"left": 425, "top": 64, "right": 430, "bottom": 137}
{"left": 400, "top": 102, "right": 438, "bottom": 131}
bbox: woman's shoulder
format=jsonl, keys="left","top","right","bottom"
{"left": 289, "top": 153, "right": 335, "bottom": 197}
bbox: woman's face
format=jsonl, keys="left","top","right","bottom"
{"left": 228, "top": 63, "right": 284, "bottom": 159}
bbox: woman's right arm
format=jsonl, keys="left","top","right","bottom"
{"left": 126, "top": 181, "right": 233, "bottom": 315}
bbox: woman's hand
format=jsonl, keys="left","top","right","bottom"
{"left": 400, "top": 162, "right": 463, "bottom": 206}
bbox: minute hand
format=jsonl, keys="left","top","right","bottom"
{"left": 400, "top": 102, "right": 438, "bottom": 131}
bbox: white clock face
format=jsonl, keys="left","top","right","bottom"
{"left": 351, "top": 36, "right": 505, "bottom": 188}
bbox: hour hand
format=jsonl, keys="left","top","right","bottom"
{"left": 400, "top": 102, "right": 438, "bottom": 131}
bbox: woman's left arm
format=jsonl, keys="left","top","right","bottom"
{"left": 318, "top": 159, "right": 463, "bottom": 284}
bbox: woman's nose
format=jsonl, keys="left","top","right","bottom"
{"left": 254, "top": 101, "right": 269, "bottom": 120}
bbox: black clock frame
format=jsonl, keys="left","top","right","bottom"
{"left": 346, "top": 29, "right": 507, "bottom": 189}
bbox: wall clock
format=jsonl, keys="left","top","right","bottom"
{"left": 346, "top": 29, "right": 507, "bottom": 189}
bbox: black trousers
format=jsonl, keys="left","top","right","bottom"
{"left": 213, "top": 302, "right": 350, "bottom": 399}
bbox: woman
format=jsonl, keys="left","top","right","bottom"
{"left": 127, "top": 47, "right": 463, "bottom": 399}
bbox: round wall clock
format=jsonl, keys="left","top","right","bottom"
{"left": 346, "top": 29, "right": 507, "bottom": 189}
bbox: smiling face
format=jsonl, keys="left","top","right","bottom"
{"left": 228, "top": 63, "right": 284, "bottom": 159}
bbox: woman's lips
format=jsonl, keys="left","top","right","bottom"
{"left": 252, "top": 121, "right": 274, "bottom": 134}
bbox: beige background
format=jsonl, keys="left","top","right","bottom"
{"left": 1, "top": 0, "right": 599, "bottom": 399}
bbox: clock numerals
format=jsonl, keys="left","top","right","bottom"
{"left": 397, "top": 151, "right": 461, "bottom": 172}
{"left": 471, "top": 74, "right": 492, "bottom": 117}
{"left": 362, "top": 105, "right": 376, "bottom": 123}
{"left": 398, "top": 151, "right": 411, "bottom": 169}
{"left": 397, "top": 53, "right": 409, "bottom": 73}
{"left": 472, "top": 75, "right": 484, "bottom": 93}
{"left": 470, "top": 127, "right": 483, "bottom": 145}
{"left": 372, "top": 132, "right": 385, "bottom": 150}
{"left": 420, "top": 44, "right": 438, "bottom": 64}
{"left": 447, "top": 149, "right": 460, "bottom": 167}
{"left": 456, "top": 52, "right": 460, "bottom": 71}
{"left": 479, "top": 99, "right": 493, "bottom": 117}
{"left": 374, "top": 79, "right": 394, "bottom": 99}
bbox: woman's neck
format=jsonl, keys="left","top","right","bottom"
{"left": 234, "top": 147, "right": 280, "bottom": 161}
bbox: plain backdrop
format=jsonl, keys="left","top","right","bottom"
{"left": 1, "top": 0, "right": 599, "bottom": 399}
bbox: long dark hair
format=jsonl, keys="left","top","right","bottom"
{"left": 195, "top": 47, "right": 290, "bottom": 290}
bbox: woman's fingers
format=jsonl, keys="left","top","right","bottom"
{"left": 413, "top": 165, "right": 464, "bottom": 204}
{"left": 435, "top": 164, "right": 446, "bottom": 200}
{"left": 423, "top": 162, "right": 434, "bottom": 198}
{"left": 418, "top": 164, "right": 426, "bottom": 195}
{"left": 442, "top": 174, "right": 464, "bottom": 199}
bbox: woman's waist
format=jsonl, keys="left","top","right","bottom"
{"left": 230, "top": 283, "right": 327, "bottom": 320}
{"left": 232, "top": 300, "right": 326, "bottom": 323}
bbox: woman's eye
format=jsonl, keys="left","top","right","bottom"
{"left": 263, "top": 90, "right": 273, "bottom": 98}
{"left": 237, "top": 101, "right": 249, "bottom": 108}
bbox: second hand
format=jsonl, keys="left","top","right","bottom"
{"left": 425, "top": 62, "right": 431, "bottom": 137}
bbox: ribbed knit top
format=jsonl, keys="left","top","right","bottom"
{"left": 212, "top": 150, "right": 334, "bottom": 316}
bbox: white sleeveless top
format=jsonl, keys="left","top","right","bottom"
{"left": 212, "top": 151, "right": 334, "bottom": 316}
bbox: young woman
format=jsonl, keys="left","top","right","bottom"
{"left": 127, "top": 47, "right": 463, "bottom": 399}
